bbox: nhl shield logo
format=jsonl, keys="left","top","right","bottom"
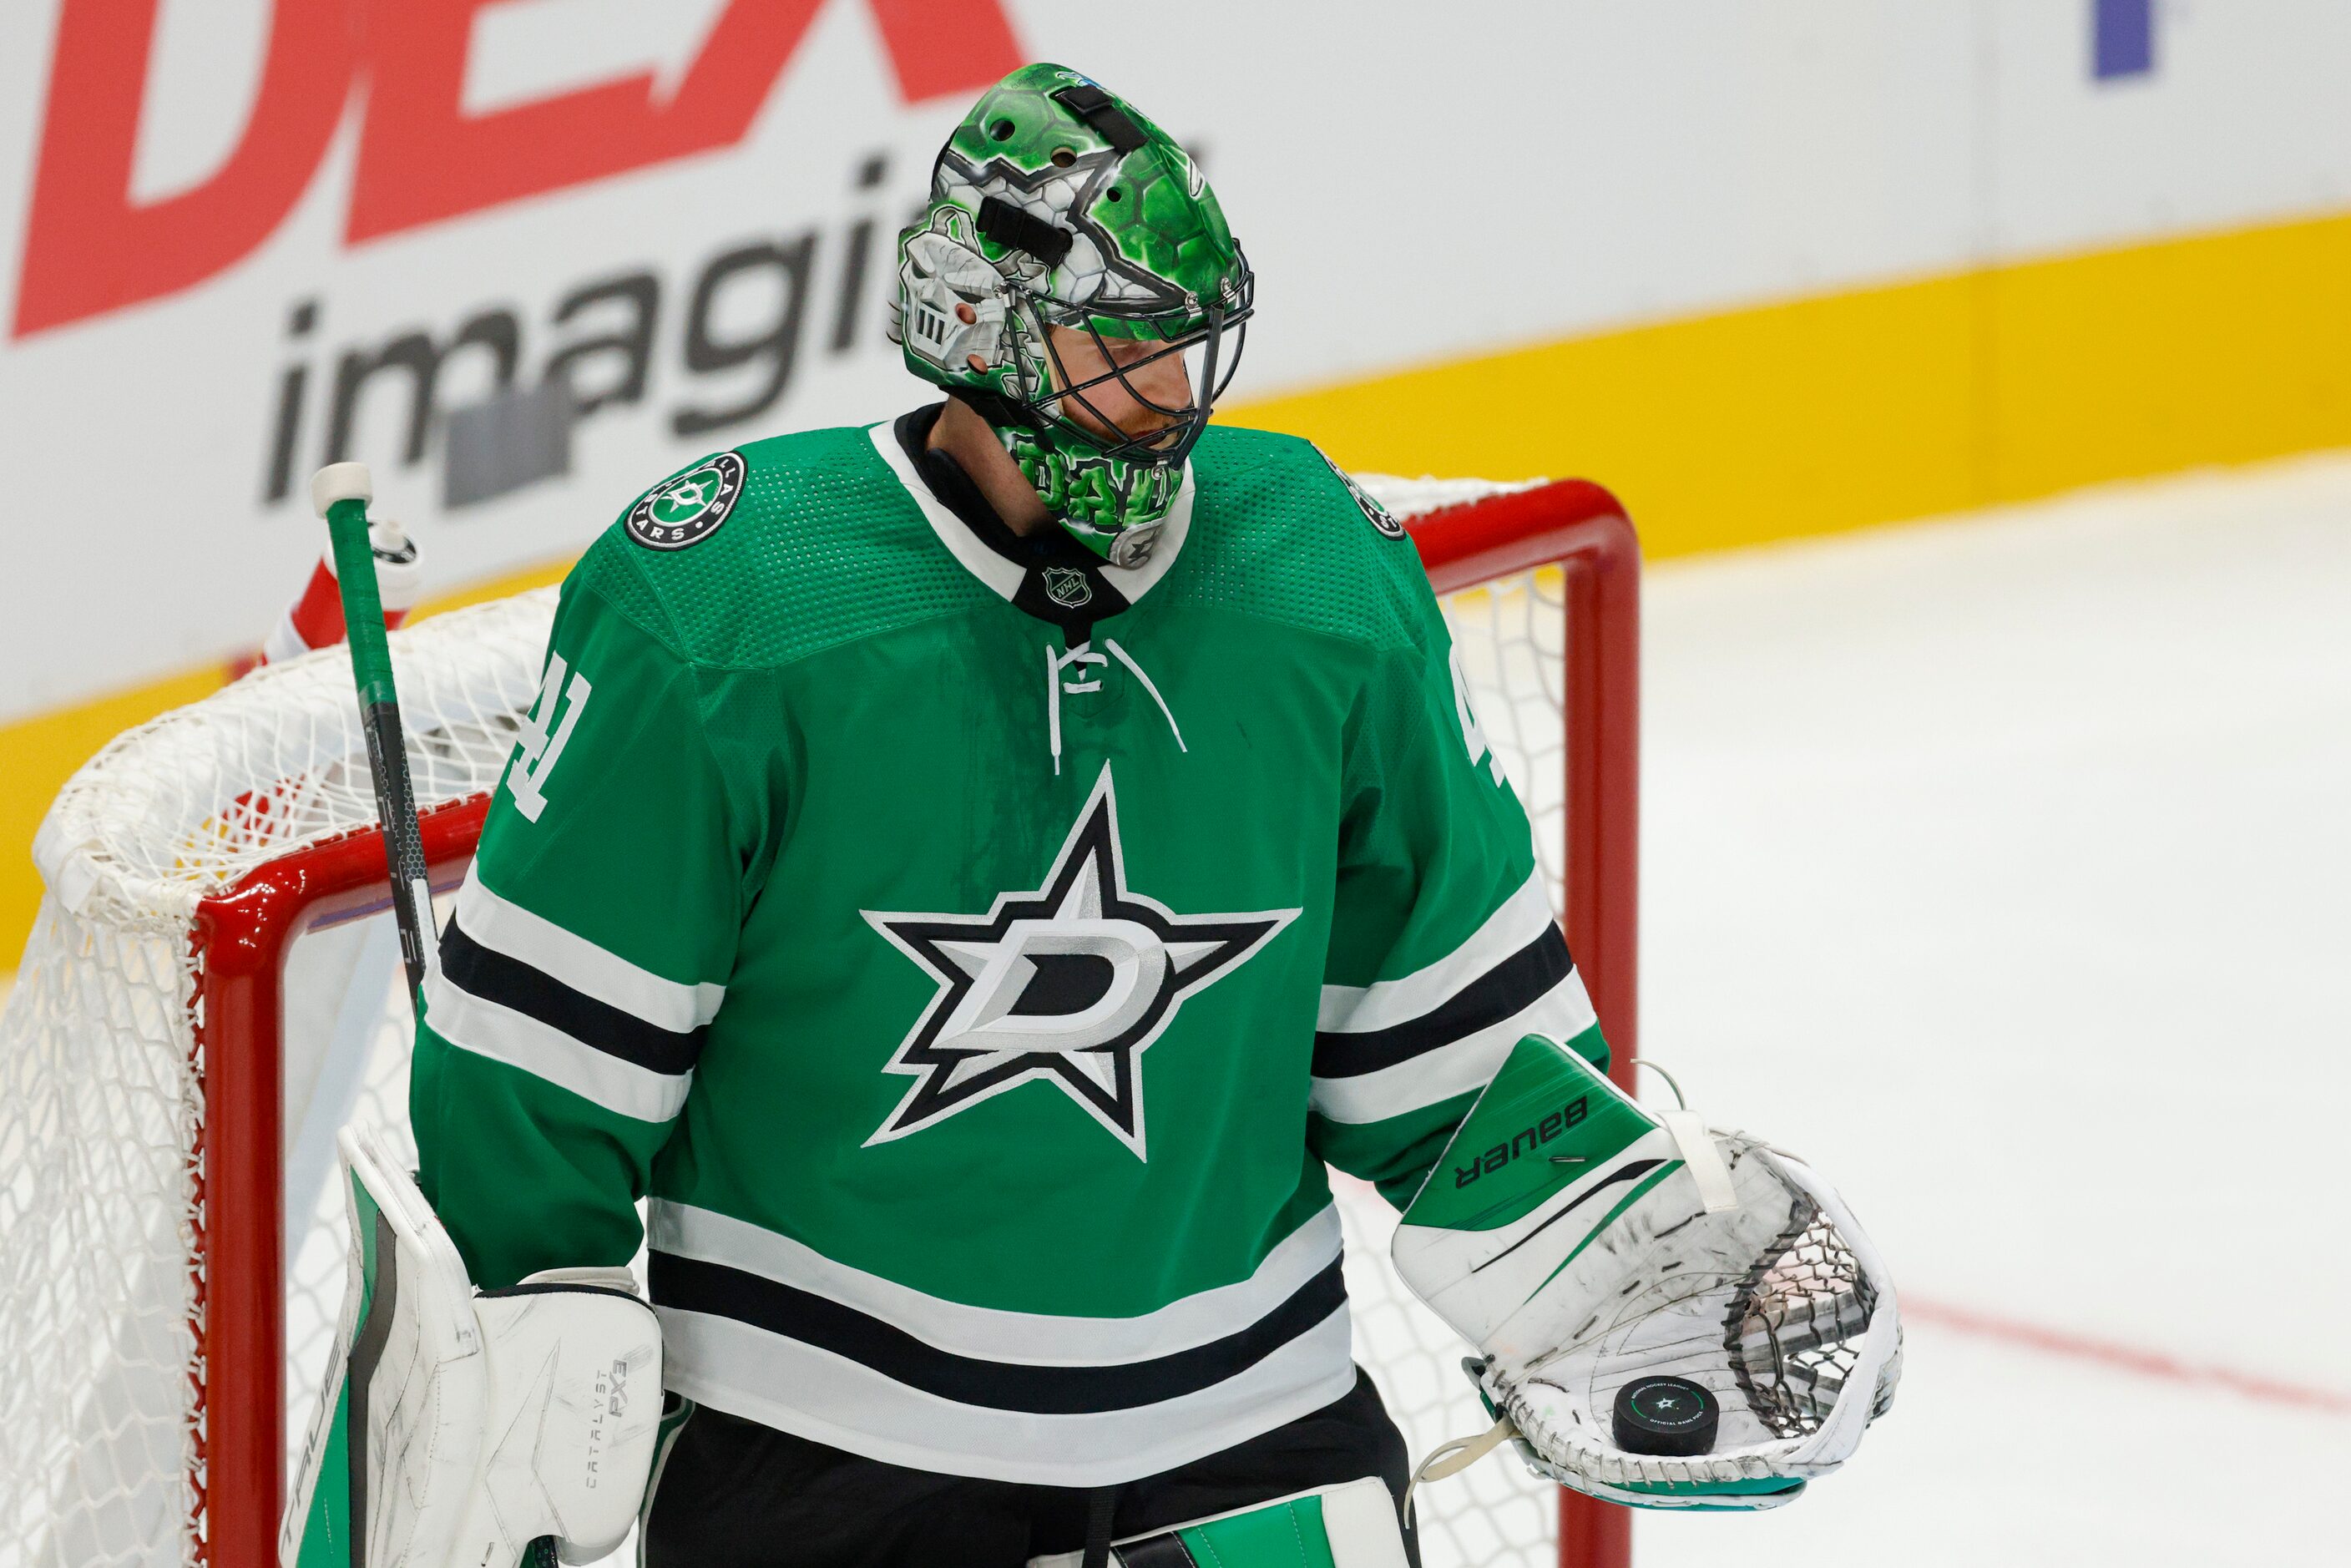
{"left": 1043, "top": 567, "right": 1094, "bottom": 609}
{"left": 627, "top": 451, "right": 746, "bottom": 550}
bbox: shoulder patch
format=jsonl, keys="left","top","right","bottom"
{"left": 627, "top": 451, "right": 746, "bottom": 550}
{"left": 1319, "top": 448, "right": 1406, "bottom": 540}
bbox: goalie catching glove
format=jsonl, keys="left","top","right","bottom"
{"left": 1393, "top": 1036, "right": 1900, "bottom": 1510}
{"left": 282, "top": 1126, "right": 665, "bottom": 1567}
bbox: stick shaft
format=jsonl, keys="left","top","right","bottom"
{"left": 324, "top": 496, "right": 434, "bottom": 1006}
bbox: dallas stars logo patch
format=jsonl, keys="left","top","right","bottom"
{"left": 627, "top": 451, "right": 744, "bottom": 550}
{"left": 862, "top": 766, "right": 1298, "bottom": 1158}
{"left": 1319, "top": 448, "right": 1405, "bottom": 540}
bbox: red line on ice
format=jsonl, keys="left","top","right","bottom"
{"left": 1909, "top": 1299, "right": 2351, "bottom": 1416}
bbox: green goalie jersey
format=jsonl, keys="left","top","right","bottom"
{"left": 411, "top": 412, "right": 1608, "bottom": 1486}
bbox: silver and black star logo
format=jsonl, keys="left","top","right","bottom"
{"left": 862, "top": 766, "right": 1298, "bottom": 1158}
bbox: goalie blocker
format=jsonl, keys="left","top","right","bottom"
{"left": 283, "top": 1128, "right": 665, "bottom": 1567}
{"left": 1393, "top": 1035, "right": 1901, "bottom": 1510}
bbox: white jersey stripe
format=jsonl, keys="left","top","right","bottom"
{"left": 456, "top": 864, "right": 724, "bottom": 1030}
{"left": 1317, "top": 869, "right": 1556, "bottom": 1034}
{"left": 647, "top": 1200, "right": 1342, "bottom": 1366}
{"left": 865, "top": 421, "right": 1196, "bottom": 607}
{"left": 655, "top": 1300, "right": 1357, "bottom": 1487}
{"left": 869, "top": 422, "right": 1027, "bottom": 599}
{"left": 424, "top": 969, "right": 692, "bottom": 1124}
{"left": 1307, "top": 969, "right": 1598, "bottom": 1125}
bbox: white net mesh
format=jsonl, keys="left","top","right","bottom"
{"left": 1350, "top": 476, "right": 1570, "bottom": 1568}
{"left": 0, "top": 908, "right": 201, "bottom": 1568}
{"left": 0, "top": 477, "right": 1581, "bottom": 1568}
{"left": 0, "top": 594, "right": 555, "bottom": 1568}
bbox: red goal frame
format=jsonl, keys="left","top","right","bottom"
{"left": 1406, "top": 482, "right": 1640, "bottom": 1568}
{"left": 182, "top": 481, "right": 1641, "bottom": 1568}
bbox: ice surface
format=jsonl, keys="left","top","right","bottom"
{"left": 1634, "top": 452, "right": 2351, "bottom": 1565}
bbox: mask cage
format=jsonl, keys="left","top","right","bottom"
{"left": 1006, "top": 255, "right": 1255, "bottom": 473}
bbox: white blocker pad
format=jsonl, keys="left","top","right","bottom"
{"left": 1025, "top": 1477, "right": 1408, "bottom": 1568}
{"left": 1392, "top": 1035, "right": 1901, "bottom": 1511}
{"left": 281, "top": 1125, "right": 665, "bottom": 1567}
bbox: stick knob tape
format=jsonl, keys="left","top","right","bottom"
{"left": 311, "top": 461, "right": 374, "bottom": 518}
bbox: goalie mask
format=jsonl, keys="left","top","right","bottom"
{"left": 891, "top": 63, "right": 1254, "bottom": 565}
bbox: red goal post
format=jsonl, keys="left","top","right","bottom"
{"left": 0, "top": 476, "right": 1638, "bottom": 1568}
{"left": 1393, "top": 478, "right": 1640, "bottom": 1568}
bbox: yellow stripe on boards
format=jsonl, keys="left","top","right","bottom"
{"left": 6, "top": 203, "right": 2351, "bottom": 964}
{"left": 1230, "top": 205, "right": 2351, "bottom": 559}
{"left": 1986, "top": 209, "right": 2351, "bottom": 500}
{"left": 1231, "top": 271, "right": 1984, "bottom": 560}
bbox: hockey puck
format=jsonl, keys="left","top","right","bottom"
{"left": 1611, "top": 1376, "right": 1718, "bottom": 1457}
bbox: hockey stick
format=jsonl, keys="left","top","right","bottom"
{"left": 311, "top": 465, "right": 565, "bottom": 1568}
{"left": 313, "top": 462, "right": 437, "bottom": 1009}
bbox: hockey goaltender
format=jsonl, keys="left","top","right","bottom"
{"left": 289, "top": 64, "right": 1901, "bottom": 1568}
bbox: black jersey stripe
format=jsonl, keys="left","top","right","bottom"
{"left": 648, "top": 1251, "right": 1347, "bottom": 1415}
{"left": 440, "top": 915, "right": 705, "bottom": 1076}
{"left": 1311, "top": 924, "right": 1574, "bottom": 1080}
{"left": 1469, "top": 1158, "right": 1667, "bottom": 1276}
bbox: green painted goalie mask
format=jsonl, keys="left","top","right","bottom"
{"left": 891, "top": 63, "right": 1254, "bottom": 565}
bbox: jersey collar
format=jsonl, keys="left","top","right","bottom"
{"left": 869, "top": 411, "right": 1193, "bottom": 632}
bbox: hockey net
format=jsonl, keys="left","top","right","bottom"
{"left": 0, "top": 476, "right": 1637, "bottom": 1568}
